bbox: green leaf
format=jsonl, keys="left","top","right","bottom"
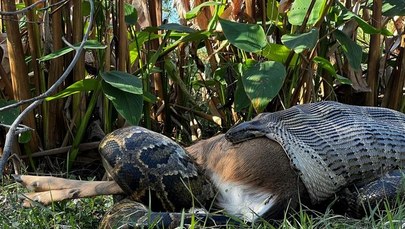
{"left": 102, "top": 81, "right": 143, "bottom": 125}
{"left": 262, "top": 43, "right": 299, "bottom": 65}
{"left": 267, "top": 0, "right": 279, "bottom": 21}
{"left": 0, "top": 100, "right": 19, "bottom": 125}
{"left": 281, "top": 29, "right": 319, "bottom": 53}
{"left": 18, "top": 132, "right": 32, "bottom": 144}
{"left": 334, "top": 74, "right": 352, "bottom": 85}
{"left": 219, "top": 18, "right": 267, "bottom": 52}
{"left": 242, "top": 60, "right": 286, "bottom": 113}
{"left": 0, "top": 100, "right": 31, "bottom": 142}
{"left": 128, "top": 43, "right": 139, "bottom": 66}
{"left": 101, "top": 71, "right": 143, "bottom": 94}
{"left": 143, "top": 91, "right": 157, "bottom": 103}
{"left": 313, "top": 56, "right": 352, "bottom": 85}
{"left": 39, "top": 40, "right": 106, "bottom": 62}
{"left": 337, "top": 2, "right": 392, "bottom": 35}
{"left": 124, "top": 3, "right": 138, "bottom": 25}
{"left": 383, "top": 0, "right": 405, "bottom": 16}
{"left": 288, "top": 0, "right": 327, "bottom": 25}
{"left": 158, "top": 23, "right": 197, "bottom": 33}
{"left": 177, "top": 31, "right": 210, "bottom": 43}
{"left": 185, "top": 1, "right": 223, "bottom": 20}
{"left": 333, "top": 30, "right": 362, "bottom": 71}
{"left": 313, "top": 56, "right": 336, "bottom": 76}
{"left": 82, "top": 1, "right": 104, "bottom": 23}
{"left": 234, "top": 64, "right": 251, "bottom": 112}
{"left": 82, "top": 1, "right": 91, "bottom": 16}
{"left": 45, "top": 79, "right": 100, "bottom": 101}
{"left": 129, "top": 32, "right": 161, "bottom": 65}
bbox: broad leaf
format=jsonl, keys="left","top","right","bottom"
{"left": 129, "top": 32, "right": 161, "bottom": 65}
{"left": 0, "top": 100, "right": 18, "bottom": 125}
{"left": 82, "top": 1, "right": 104, "bottom": 22}
{"left": 234, "top": 64, "right": 251, "bottom": 112}
{"left": 281, "top": 29, "right": 319, "bottom": 53}
{"left": 102, "top": 81, "right": 143, "bottom": 125}
{"left": 334, "top": 30, "right": 362, "bottom": 71}
{"left": 0, "top": 100, "right": 31, "bottom": 143}
{"left": 45, "top": 79, "right": 100, "bottom": 101}
{"left": 40, "top": 40, "right": 106, "bottom": 62}
{"left": 338, "top": 2, "right": 392, "bottom": 35}
{"left": 158, "top": 23, "right": 197, "bottom": 33}
{"left": 313, "top": 56, "right": 352, "bottom": 85}
{"left": 185, "top": 1, "right": 223, "bottom": 20}
{"left": 101, "top": 71, "right": 142, "bottom": 94}
{"left": 383, "top": 0, "right": 405, "bottom": 16}
{"left": 219, "top": 18, "right": 267, "bottom": 52}
{"left": 177, "top": 31, "right": 210, "bottom": 43}
{"left": 288, "top": 0, "right": 327, "bottom": 25}
{"left": 262, "top": 43, "right": 299, "bottom": 65}
{"left": 18, "top": 132, "right": 32, "bottom": 144}
{"left": 313, "top": 56, "right": 336, "bottom": 76}
{"left": 334, "top": 74, "right": 353, "bottom": 85}
{"left": 267, "top": 0, "right": 279, "bottom": 21}
{"left": 242, "top": 60, "right": 286, "bottom": 113}
{"left": 143, "top": 91, "right": 157, "bottom": 103}
{"left": 124, "top": 3, "right": 138, "bottom": 25}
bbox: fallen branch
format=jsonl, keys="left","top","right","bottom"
{"left": 19, "top": 141, "right": 100, "bottom": 159}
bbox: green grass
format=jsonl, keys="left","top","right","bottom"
{"left": 0, "top": 176, "right": 113, "bottom": 229}
{"left": 1, "top": 175, "right": 404, "bottom": 229}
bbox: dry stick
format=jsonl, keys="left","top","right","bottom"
{"left": 0, "top": 0, "right": 95, "bottom": 177}
{"left": 0, "top": 0, "right": 68, "bottom": 16}
{"left": 19, "top": 141, "right": 100, "bottom": 159}
{"left": 0, "top": 0, "right": 45, "bottom": 15}
{"left": 172, "top": 104, "right": 222, "bottom": 126}
{"left": 365, "top": 0, "right": 382, "bottom": 106}
{"left": 0, "top": 1, "right": 71, "bottom": 23}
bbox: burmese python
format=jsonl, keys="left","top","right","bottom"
{"left": 99, "top": 102, "right": 405, "bottom": 228}
{"left": 99, "top": 126, "right": 237, "bottom": 228}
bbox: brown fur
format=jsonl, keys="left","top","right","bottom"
{"left": 18, "top": 133, "right": 309, "bottom": 219}
{"left": 186, "top": 134, "right": 309, "bottom": 218}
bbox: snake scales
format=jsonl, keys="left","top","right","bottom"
{"left": 99, "top": 102, "right": 405, "bottom": 228}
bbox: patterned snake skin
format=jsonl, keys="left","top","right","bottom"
{"left": 99, "top": 126, "right": 215, "bottom": 211}
{"left": 98, "top": 126, "right": 237, "bottom": 228}
{"left": 226, "top": 101, "right": 405, "bottom": 204}
{"left": 99, "top": 102, "right": 405, "bottom": 227}
{"left": 100, "top": 199, "right": 235, "bottom": 228}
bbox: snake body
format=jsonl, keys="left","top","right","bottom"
{"left": 98, "top": 126, "right": 215, "bottom": 212}
{"left": 226, "top": 101, "right": 405, "bottom": 204}
{"left": 99, "top": 102, "right": 405, "bottom": 228}
{"left": 98, "top": 126, "right": 237, "bottom": 228}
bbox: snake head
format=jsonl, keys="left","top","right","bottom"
{"left": 225, "top": 119, "right": 267, "bottom": 143}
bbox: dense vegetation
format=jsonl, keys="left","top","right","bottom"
{"left": 0, "top": 0, "right": 404, "bottom": 228}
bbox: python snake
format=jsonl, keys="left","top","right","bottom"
{"left": 98, "top": 102, "right": 405, "bottom": 228}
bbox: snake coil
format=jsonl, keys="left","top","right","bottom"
{"left": 99, "top": 102, "right": 405, "bottom": 228}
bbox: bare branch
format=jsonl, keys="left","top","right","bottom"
{"left": 0, "top": 0, "right": 69, "bottom": 16}
{"left": 0, "top": 0, "right": 45, "bottom": 15}
{"left": 0, "top": 123, "right": 34, "bottom": 135}
{"left": 0, "top": 0, "right": 95, "bottom": 177}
